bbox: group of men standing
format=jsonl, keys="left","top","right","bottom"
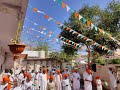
{"left": 0, "top": 65, "right": 117, "bottom": 90}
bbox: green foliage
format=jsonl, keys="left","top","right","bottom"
{"left": 49, "top": 51, "right": 73, "bottom": 62}
{"left": 97, "top": 57, "right": 106, "bottom": 64}
{"left": 60, "top": 1, "right": 120, "bottom": 56}
{"left": 109, "top": 58, "right": 120, "bottom": 64}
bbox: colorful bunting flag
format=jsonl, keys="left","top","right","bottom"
{"left": 45, "top": 15, "right": 49, "bottom": 19}
{"left": 75, "top": 12, "right": 79, "bottom": 18}
{"left": 66, "top": 5, "right": 70, "bottom": 12}
{"left": 62, "top": 2, "right": 66, "bottom": 8}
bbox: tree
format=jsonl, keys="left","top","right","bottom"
{"left": 33, "top": 42, "right": 49, "bottom": 57}
{"left": 49, "top": 51, "right": 73, "bottom": 62}
{"left": 60, "top": 1, "right": 120, "bottom": 67}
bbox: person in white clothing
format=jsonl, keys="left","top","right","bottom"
{"left": 108, "top": 67, "right": 117, "bottom": 90}
{"left": 55, "top": 70, "right": 62, "bottom": 90}
{"left": 47, "top": 75, "right": 56, "bottom": 90}
{"left": 40, "top": 68, "right": 48, "bottom": 90}
{"left": 62, "top": 74, "right": 71, "bottom": 90}
{"left": 12, "top": 79, "right": 22, "bottom": 90}
{"left": 22, "top": 74, "right": 34, "bottom": 90}
{"left": 33, "top": 72, "right": 39, "bottom": 90}
{"left": 72, "top": 68, "right": 80, "bottom": 90}
{"left": 83, "top": 68, "right": 92, "bottom": 90}
{"left": 0, "top": 77, "right": 8, "bottom": 90}
{"left": 95, "top": 76, "right": 102, "bottom": 90}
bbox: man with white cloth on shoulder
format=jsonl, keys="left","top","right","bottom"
{"left": 62, "top": 74, "right": 71, "bottom": 90}
{"left": 83, "top": 68, "right": 93, "bottom": 90}
{"left": 72, "top": 68, "right": 81, "bottom": 90}
{"left": 11, "top": 79, "right": 22, "bottom": 90}
{"left": 39, "top": 68, "right": 48, "bottom": 90}
{"left": 108, "top": 67, "right": 117, "bottom": 90}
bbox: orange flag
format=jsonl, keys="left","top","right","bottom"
{"left": 33, "top": 8, "right": 37, "bottom": 12}
{"left": 45, "top": 15, "right": 49, "bottom": 19}
{"left": 56, "top": 22, "right": 61, "bottom": 24}
{"left": 87, "top": 20, "right": 91, "bottom": 26}
{"left": 99, "top": 28, "right": 103, "bottom": 34}
{"left": 62, "top": 2, "right": 66, "bottom": 8}
{"left": 40, "top": 26, "right": 44, "bottom": 29}
{"left": 84, "top": 37, "right": 87, "bottom": 40}
{"left": 66, "top": 27, "right": 71, "bottom": 31}
{"left": 75, "top": 12, "right": 79, "bottom": 18}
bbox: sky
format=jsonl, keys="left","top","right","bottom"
{"left": 21, "top": 0, "right": 119, "bottom": 54}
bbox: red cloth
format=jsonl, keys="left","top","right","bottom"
{"left": 64, "top": 74, "right": 68, "bottom": 78}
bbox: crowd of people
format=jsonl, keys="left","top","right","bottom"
{"left": 0, "top": 65, "right": 117, "bottom": 90}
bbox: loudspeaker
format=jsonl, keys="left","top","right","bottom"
{"left": 92, "top": 64, "right": 96, "bottom": 72}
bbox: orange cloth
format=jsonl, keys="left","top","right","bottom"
{"left": 56, "top": 70, "right": 60, "bottom": 74}
{"left": 62, "top": 2, "right": 66, "bottom": 8}
{"left": 95, "top": 76, "right": 100, "bottom": 79}
{"left": 27, "top": 74, "right": 32, "bottom": 78}
{"left": 46, "top": 72, "right": 49, "bottom": 80}
{"left": 3, "top": 77, "right": 9, "bottom": 83}
{"left": 49, "top": 75, "right": 54, "bottom": 80}
{"left": 64, "top": 74, "right": 68, "bottom": 78}
{"left": 3, "top": 77, "right": 11, "bottom": 90}
{"left": 87, "top": 69, "right": 92, "bottom": 74}
{"left": 43, "top": 68, "right": 47, "bottom": 73}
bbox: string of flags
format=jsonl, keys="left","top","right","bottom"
{"left": 26, "top": 31, "right": 83, "bottom": 48}
{"left": 51, "top": 0, "right": 119, "bottom": 43}
{"left": 32, "top": 7, "right": 114, "bottom": 54}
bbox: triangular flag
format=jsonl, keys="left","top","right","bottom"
{"left": 69, "top": 29, "right": 73, "bottom": 33}
{"left": 48, "top": 17, "right": 53, "bottom": 21}
{"left": 62, "top": 2, "right": 66, "bottom": 8}
{"left": 45, "top": 15, "right": 49, "bottom": 19}
{"left": 82, "top": 18, "right": 87, "bottom": 23}
{"left": 58, "top": 0, "right": 62, "bottom": 5}
{"left": 87, "top": 20, "right": 91, "bottom": 26}
{"left": 99, "top": 28, "right": 103, "bottom": 34}
{"left": 34, "top": 23, "right": 38, "bottom": 26}
{"left": 77, "top": 34, "right": 81, "bottom": 37}
{"left": 72, "top": 31, "right": 76, "bottom": 34}
{"left": 66, "top": 5, "right": 70, "bottom": 12}
{"left": 66, "top": 27, "right": 71, "bottom": 31}
{"left": 90, "top": 23, "right": 94, "bottom": 30}
{"left": 56, "top": 22, "right": 61, "bottom": 24}
{"left": 33, "top": 8, "right": 37, "bottom": 12}
{"left": 75, "top": 12, "right": 79, "bottom": 18}
{"left": 94, "top": 26, "right": 98, "bottom": 31}
{"left": 79, "top": 15, "right": 83, "bottom": 20}
{"left": 37, "top": 10, "right": 42, "bottom": 13}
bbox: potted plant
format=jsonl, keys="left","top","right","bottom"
{"left": 8, "top": 13, "right": 26, "bottom": 60}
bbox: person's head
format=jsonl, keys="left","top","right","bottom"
{"left": 74, "top": 68, "right": 78, "bottom": 73}
{"left": 66, "top": 68, "right": 68, "bottom": 71}
{"left": 35, "top": 72, "right": 38, "bottom": 75}
{"left": 31, "top": 70, "right": 34, "bottom": 73}
{"left": 64, "top": 74, "right": 68, "bottom": 79}
{"left": 7, "top": 73, "right": 11, "bottom": 78}
{"left": 13, "top": 79, "right": 18, "bottom": 87}
{"left": 27, "top": 74, "right": 32, "bottom": 81}
{"left": 3, "top": 77, "right": 9, "bottom": 83}
{"left": 56, "top": 70, "right": 60, "bottom": 74}
{"left": 43, "top": 68, "right": 47, "bottom": 74}
{"left": 109, "top": 67, "right": 112, "bottom": 71}
{"left": 49, "top": 75, "right": 54, "bottom": 82}
{"left": 95, "top": 76, "right": 100, "bottom": 80}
